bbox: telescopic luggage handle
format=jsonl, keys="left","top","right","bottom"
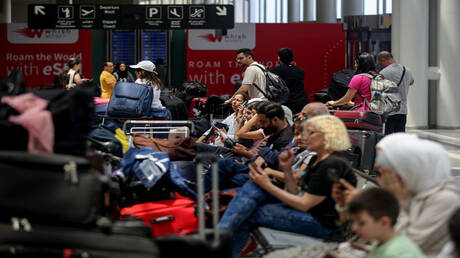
{"left": 195, "top": 153, "right": 219, "bottom": 244}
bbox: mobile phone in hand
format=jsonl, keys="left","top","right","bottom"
{"left": 327, "top": 168, "right": 340, "bottom": 183}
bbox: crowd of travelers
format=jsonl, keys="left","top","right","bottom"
{"left": 50, "top": 47, "right": 460, "bottom": 258}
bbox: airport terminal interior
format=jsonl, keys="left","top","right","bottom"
{"left": 1, "top": 0, "right": 460, "bottom": 257}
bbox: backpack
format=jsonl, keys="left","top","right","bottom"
{"left": 107, "top": 82, "right": 153, "bottom": 117}
{"left": 358, "top": 73, "right": 402, "bottom": 115}
{"left": 251, "top": 64, "right": 290, "bottom": 103}
{"left": 328, "top": 69, "right": 354, "bottom": 100}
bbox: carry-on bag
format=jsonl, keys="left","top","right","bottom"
{"left": 154, "top": 153, "right": 233, "bottom": 258}
{"left": 120, "top": 193, "right": 198, "bottom": 237}
{"left": 333, "top": 110, "right": 382, "bottom": 132}
{"left": 0, "top": 218, "right": 159, "bottom": 258}
{"left": 107, "top": 82, "right": 153, "bottom": 117}
{"left": 0, "top": 151, "right": 108, "bottom": 226}
{"left": 347, "top": 130, "right": 383, "bottom": 172}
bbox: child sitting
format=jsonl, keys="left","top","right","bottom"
{"left": 347, "top": 188, "right": 425, "bottom": 258}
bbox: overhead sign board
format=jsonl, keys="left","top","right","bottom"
{"left": 28, "top": 4, "right": 234, "bottom": 30}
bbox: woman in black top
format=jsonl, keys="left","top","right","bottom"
{"left": 218, "top": 115, "right": 356, "bottom": 258}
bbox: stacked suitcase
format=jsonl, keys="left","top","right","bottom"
{"left": 121, "top": 153, "right": 233, "bottom": 258}
{"left": 332, "top": 110, "right": 384, "bottom": 172}
{"left": 0, "top": 151, "right": 159, "bottom": 257}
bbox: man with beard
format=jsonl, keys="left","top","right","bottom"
{"left": 203, "top": 102, "right": 294, "bottom": 192}
{"left": 233, "top": 102, "right": 293, "bottom": 159}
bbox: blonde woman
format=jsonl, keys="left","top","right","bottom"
{"left": 218, "top": 115, "right": 357, "bottom": 258}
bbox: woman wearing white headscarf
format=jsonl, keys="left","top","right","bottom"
{"left": 333, "top": 133, "right": 460, "bottom": 257}
{"left": 376, "top": 134, "right": 460, "bottom": 257}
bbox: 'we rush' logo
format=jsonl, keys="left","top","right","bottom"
{"left": 7, "top": 23, "right": 78, "bottom": 44}
{"left": 199, "top": 34, "right": 223, "bottom": 42}
{"left": 14, "top": 28, "right": 44, "bottom": 38}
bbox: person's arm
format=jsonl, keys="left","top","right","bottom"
{"left": 233, "top": 143, "right": 257, "bottom": 159}
{"left": 236, "top": 115, "right": 265, "bottom": 140}
{"left": 197, "top": 134, "right": 206, "bottom": 143}
{"left": 410, "top": 79, "right": 414, "bottom": 86}
{"left": 278, "top": 147, "right": 299, "bottom": 194}
{"left": 250, "top": 163, "right": 325, "bottom": 212}
{"left": 234, "top": 108, "right": 245, "bottom": 140}
{"left": 105, "top": 74, "right": 117, "bottom": 89}
{"left": 264, "top": 168, "right": 284, "bottom": 181}
{"left": 225, "top": 84, "right": 250, "bottom": 104}
{"left": 326, "top": 88, "right": 357, "bottom": 107}
{"left": 73, "top": 73, "right": 88, "bottom": 85}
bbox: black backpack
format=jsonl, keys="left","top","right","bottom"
{"left": 251, "top": 64, "right": 290, "bottom": 103}
{"left": 160, "top": 95, "right": 189, "bottom": 120}
{"left": 328, "top": 69, "right": 354, "bottom": 101}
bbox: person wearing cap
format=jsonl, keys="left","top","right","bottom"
{"left": 100, "top": 62, "right": 117, "bottom": 98}
{"left": 65, "top": 57, "right": 89, "bottom": 90}
{"left": 130, "top": 60, "right": 171, "bottom": 119}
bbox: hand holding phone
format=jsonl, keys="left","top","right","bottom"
{"left": 327, "top": 168, "right": 340, "bottom": 183}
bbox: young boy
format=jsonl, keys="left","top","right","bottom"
{"left": 348, "top": 188, "right": 425, "bottom": 258}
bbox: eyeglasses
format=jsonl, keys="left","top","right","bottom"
{"left": 303, "top": 130, "right": 322, "bottom": 136}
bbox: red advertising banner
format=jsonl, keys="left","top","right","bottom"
{"left": 186, "top": 23, "right": 346, "bottom": 100}
{"left": 0, "top": 23, "right": 92, "bottom": 88}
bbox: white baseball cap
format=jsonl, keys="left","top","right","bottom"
{"left": 130, "top": 60, "right": 157, "bottom": 74}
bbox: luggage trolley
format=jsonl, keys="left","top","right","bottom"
{"left": 122, "top": 120, "right": 195, "bottom": 148}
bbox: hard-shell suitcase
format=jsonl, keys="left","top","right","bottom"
{"left": 333, "top": 110, "right": 382, "bottom": 132}
{"left": 0, "top": 218, "right": 159, "bottom": 258}
{"left": 347, "top": 129, "right": 383, "bottom": 172}
{"left": 0, "top": 151, "right": 108, "bottom": 226}
{"left": 154, "top": 153, "right": 233, "bottom": 258}
{"left": 120, "top": 193, "right": 198, "bottom": 237}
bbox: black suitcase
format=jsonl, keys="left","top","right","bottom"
{"left": 347, "top": 130, "right": 383, "bottom": 172}
{"left": 0, "top": 151, "right": 108, "bottom": 226}
{"left": 160, "top": 95, "right": 189, "bottom": 120}
{"left": 0, "top": 218, "right": 159, "bottom": 258}
{"left": 155, "top": 153, "right": 233, "bottom": 258}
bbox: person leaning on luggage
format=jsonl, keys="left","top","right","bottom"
{"left": 130, "top": 60, "right": 171, "bottom": 120}
{"left": 100, "top": 62, "right": 117, "bottom": 99}
{"left": 326, "top": 53, "right": 376, "bottom": 111}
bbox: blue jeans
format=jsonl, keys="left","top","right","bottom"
{"left": 204, "top": 158, "right": 250, "bottom": 193}
{"left": 218, "top": 181, "right": 331, "bottom": 258}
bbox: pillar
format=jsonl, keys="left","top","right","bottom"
{"left": 392, "top": 0, "right": 429, "bottom": 128}
{"left": 316, "top": 0, "right": 335, "bottom": 23}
